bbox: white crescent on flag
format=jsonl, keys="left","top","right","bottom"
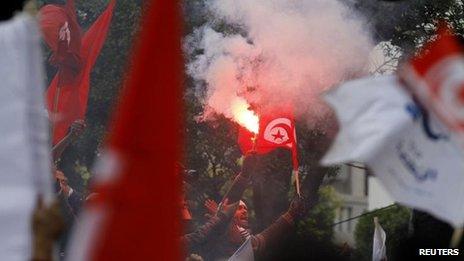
{"left": 435, "top": 57, "right": 464, "bottom": 120}
{"left": 263, "top": 118, "right": 293, "bottom": 147}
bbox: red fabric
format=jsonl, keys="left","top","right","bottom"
{"left": 88, "top": 0, "right": 183, "bottom": 260}
{"left": 400, "top": 23, "right": 464, "bottom": 134}
{"left": 238, "top": 108, "right": 299, "bottom": 170}
{"left": 39, "top": 0, "right": 82, "bottom": 74}
{"left": 406, "top": 25, "right": 463, "bottom": 95}
{"left": 408, "top": 25, "right": 461, "bottom": 70}
{"left": 46, "top": 0, "right": 115, "bottom": 144}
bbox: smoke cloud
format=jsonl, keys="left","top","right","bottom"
{"left": 186, "top": 0, "right": 374, "bottom": 127}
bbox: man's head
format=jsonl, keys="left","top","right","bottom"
{"left": 54, "top": 170, "right": 69, "bottom": 194}
{"left": 227, "top": 200, "right": 250, "bottom": 245}
{"left": 181, "top": 196, "right": 192, "bottom": 221}
{"left": 54, "top": 170, "right": 67, "bottom": 184}
{"left": 232, "top": 200, "right": 248, "bottom": 228}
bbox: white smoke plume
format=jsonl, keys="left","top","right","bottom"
{"left": 186, "top": 0, "right": 374, "bottom": 127}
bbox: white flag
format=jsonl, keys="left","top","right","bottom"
{"left": 228, "top": 237, "right": 254, "bottom": 261}
{"left": 322, "top": 75, "right": 464, "bottom": 227}
{"left": 372, "top": 217, "right": 387, "bottom": 261}
{"left": 0, "top": 13, "right": 53, "bottom": 261}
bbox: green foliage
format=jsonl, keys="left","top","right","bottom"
{"left": 298, "top": 186, "right": 341, "bottom": 242}
{"left": 353, "top": 205, "right": 411, "bottom": 261}
{"left": 360, "top": 0, "right": 464, "bottom": 55}
{"left": 73, "top": 161, "right": 92, "bottom": 191}
{"left": 389, "top": 0, "right": 460, "bottom": 53}
{"left": 270, "top": 186, "right": 346, "bottom": 260}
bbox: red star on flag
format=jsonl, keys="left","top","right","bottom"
{"left": 272, "top": 129, "right": 285, "bottom": 141}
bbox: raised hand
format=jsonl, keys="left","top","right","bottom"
{"left": 204, "top": 199, "right": 219, "bottom": 215}
{"left": 218, "top": 198, "right": 239, "bottom": 219}
{"left": 68, "top": 119, "right": 86, "bottom": 140}
{"left": 287, "top": 195, "right": 307, "bottom": 221}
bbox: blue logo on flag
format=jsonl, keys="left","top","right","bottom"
{"left": 396, "top": 140, "right": 438, "bottom": 182}
{"left": 405, "top": 102, "right": 448, "bottom": 141}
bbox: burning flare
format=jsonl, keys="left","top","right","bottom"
{"left": 231, "top": 98, "right": 259, "bottom": 134}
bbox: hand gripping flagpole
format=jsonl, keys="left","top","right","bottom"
{"left": 293, "top": 169, "right": 301, "bottom": 197}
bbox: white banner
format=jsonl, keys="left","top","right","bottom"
{"left": 322, "top": 75, "right": 464, "bottom": 227}
{"left": 228, "top": 237, "right": 254, "bottom": 261}
{"left": 0, "top": 13, "right": 53, "bottom": 261}
{"left": 372, "top": 217, "right": 387, "bottom": 261}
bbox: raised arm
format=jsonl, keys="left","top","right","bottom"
{"left": 182, "top": 200, "right": 238, "bottom": 252}
{"left": 221, "top": 152, "right": 258, "bottom": 204}
{"left": 52, "top": 119, "right": 85, "bottom": 162}
{"left": 251, "top": 196, "right": 306, "bottom": 257}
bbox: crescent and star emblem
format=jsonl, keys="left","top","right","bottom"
{"left": 263, "top": 118, "right": 293, "bottom": 145}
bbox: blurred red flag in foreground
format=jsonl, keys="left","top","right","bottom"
{"left": 400, "top": 23, "right": 464, "bottom": 137}
{"left": 44, "top": 0, "right": 115, "bottom": 144}
{"left": 238, "top": 109, "right": 299, "bottom": 170}
{"left": 67, "top": 0, "right": 182, "bottom": 260}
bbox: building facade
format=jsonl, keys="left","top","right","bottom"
{"left": 331, "top": 164, "right": 368, "bottom": 246}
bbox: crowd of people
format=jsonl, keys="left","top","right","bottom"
{"left": 181, "top": 153, "right": 307, "bottom": 260}
{"left": 31, "top": 119, "right": 92, "bottom": 260}
{"left": 30, "top": 121, "right": 307, "bottom": 260}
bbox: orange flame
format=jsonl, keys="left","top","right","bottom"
{"left": 231, "top": 98, "right": 259, "bottom": 134}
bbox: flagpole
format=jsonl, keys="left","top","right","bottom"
{"left": 293, "top": 169, "right": 301, "bottom": 197}
{"left": 251, "top": 133, "right": 257, "bottom": 151}
{"left": 291, "top": 131, "right": 301, "bottom": 198}
{"left": 51, "top": 83, "right": 62, "bottom": 143}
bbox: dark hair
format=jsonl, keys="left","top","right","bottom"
{"left": 0, "top": 1, "right": 27, "bottom": 21}
{"left": 458, "top": 35, "right": 464, "bottom": 48}
{"left": 44, "top": 0, "right": 66, "bottom": 5}
{"left": 184, "top": 169, "right": 199, "bottom": 184}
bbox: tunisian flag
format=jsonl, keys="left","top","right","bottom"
{"left": 238, "top": 109, "right": 299, "bottom": 171}
{"left": 400, "top": 23, "right": 464, "bottom": 138}
{"left": 44, "top": 0, "right": 115, "bottom": 144}
{"left": 67, "top": 0, "right": 182, "bottom": 260}
{"left": 39, "top": 0, "right": 82, "bottom": 77}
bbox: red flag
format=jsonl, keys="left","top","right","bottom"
{"left": 45, "top": 0, "right": 115, "bottom": 144}
{"left": 400, "top": 23, "right": 464, "bottom": 137}
{"left": 39, "top": 0, "right": 82, "bottom": 71}
{"left": 67, "top": 0, "right": 182, "bottom": 260}
{"left": 238, "top": 109, "right": 299, "bottom": 171}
